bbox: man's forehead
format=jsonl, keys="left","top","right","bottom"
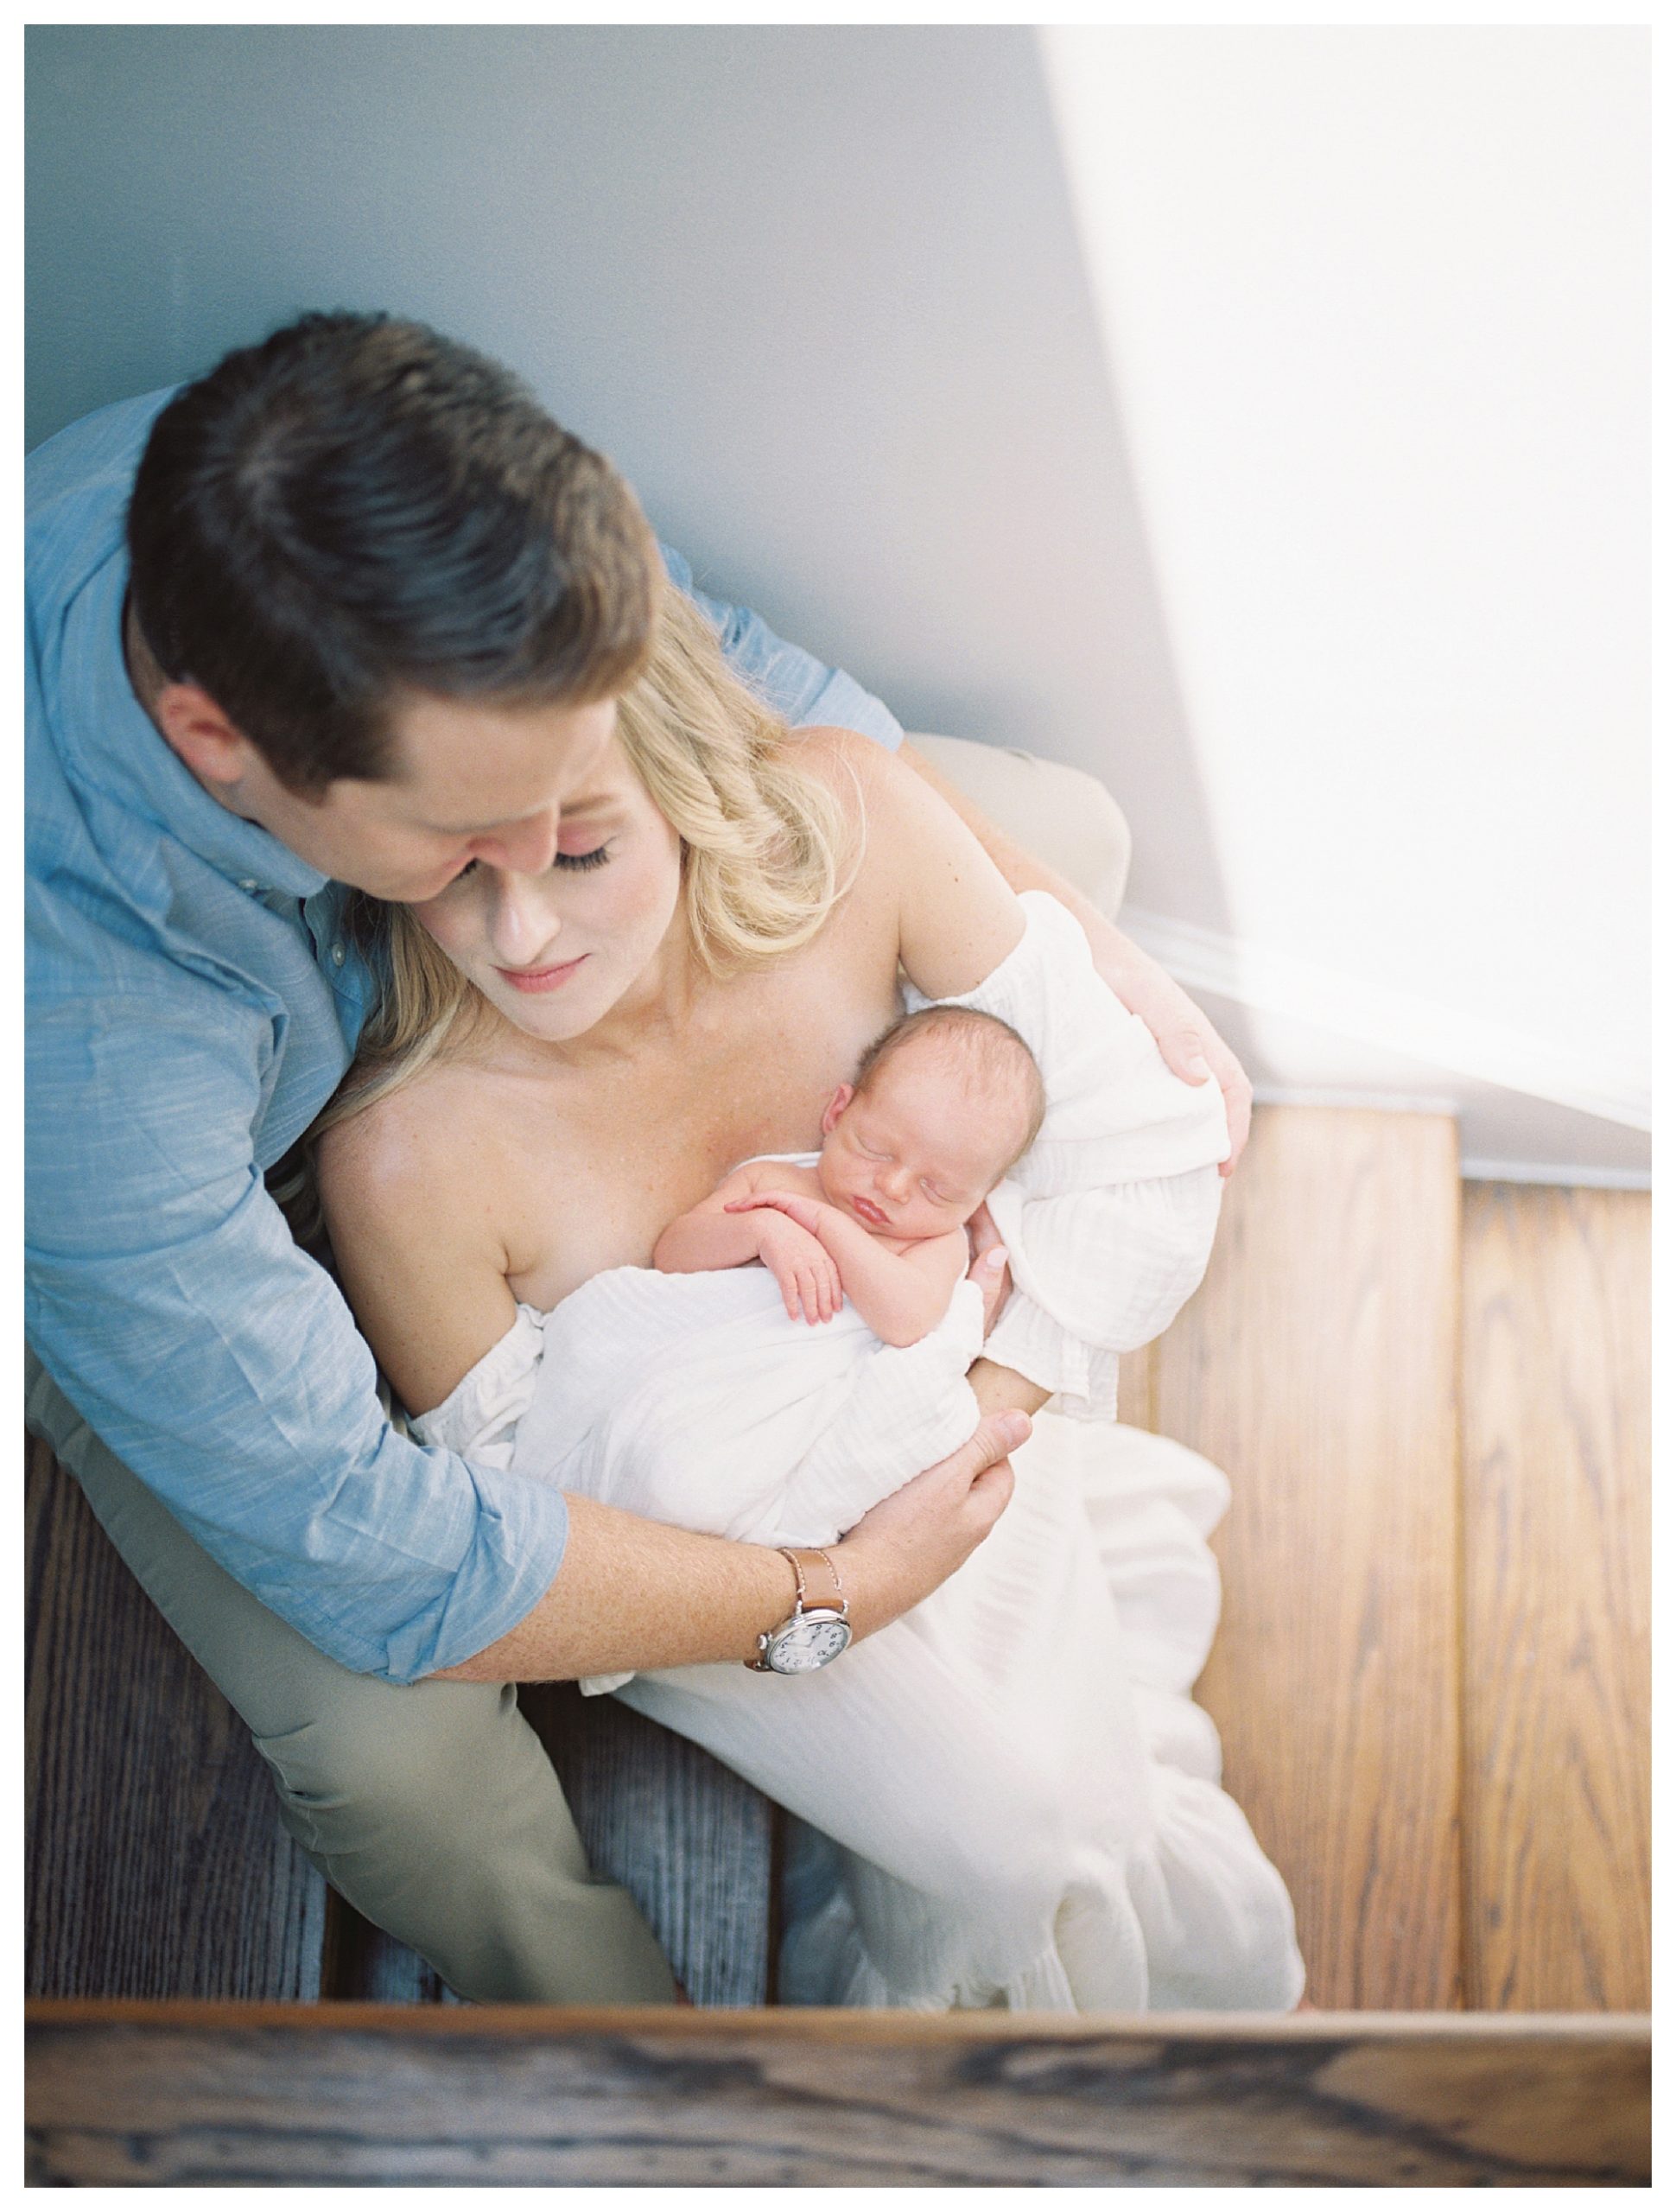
{"left": 386, "top": 691, "right": 623, "bottom": 830}
{"left": 416, "top": 786, "right": 619, "bottom": 838}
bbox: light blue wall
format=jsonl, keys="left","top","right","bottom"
{"left": 27, "top": 23, "right": 1222, "bottom": 924}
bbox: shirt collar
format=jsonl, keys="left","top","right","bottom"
{"left": 59, "top": 548, "right": 329, "bottom": 902}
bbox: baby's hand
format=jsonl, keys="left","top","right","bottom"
{"left": 725, "top": 1188, "right": 828, "bottom": 1238}
{"left": 753, "top": 1212, "right": 844, "bottom": 1325}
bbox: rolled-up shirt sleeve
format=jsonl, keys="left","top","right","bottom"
{"left": 660, "top": 543, "right": 904, "bottom": 752}
{"left": 25, "top": 982, "right": 567, "bottom": 1683}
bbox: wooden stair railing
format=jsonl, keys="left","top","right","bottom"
{"left": 25, "top": 2001, "right": 1652, "bottom": 2188}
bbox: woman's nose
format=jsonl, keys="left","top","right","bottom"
{"left": 486, "top": 876, "right": 556, "bottom": 966}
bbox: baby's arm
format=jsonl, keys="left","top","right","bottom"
{"left": 654, "top": 1167, "right": 844, "bottom": 1325}
{"left": 727, "top": 1192, "right": 968, "bottom": 1348}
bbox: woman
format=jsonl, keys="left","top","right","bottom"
{"left": 316, "top": 584, "right": 1304, "bottom": 2009}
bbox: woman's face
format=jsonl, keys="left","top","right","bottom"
{"left": 408, "top": 734, "right": 683, "bottom": 1043}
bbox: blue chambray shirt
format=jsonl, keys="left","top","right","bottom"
{"left": 25, "top": 387, "right": 902, "bottom": 1682}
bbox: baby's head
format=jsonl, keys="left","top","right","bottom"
{"left": 816, "top": 1007, "right": 1045, "bottom": 1242}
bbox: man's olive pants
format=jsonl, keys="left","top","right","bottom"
{"left": 26, "top": 1350, "right": 676, "bottom": 2003}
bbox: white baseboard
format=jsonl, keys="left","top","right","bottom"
{"left": 1458, "top": 1158, "right": 1653, "bottom": 1190}
{"left": 1123, "top": 907, "right": 1650, "bottom": 1132}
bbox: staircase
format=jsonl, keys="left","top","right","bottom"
{"left": 1121, "top": 1104, "right": 1651, "bottom": 2014}
{"left": 26, "top": 1103, "right": 1651, "bottom": 2183}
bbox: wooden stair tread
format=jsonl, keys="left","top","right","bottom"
{"left": 1122, "top": 1106, "right": 1466, "bottom": 2008}
{"left": 1459, "top": 1184, "right": 1651, "bottom": 2009}
{"left": 25, "top": 1436, "right": 328, "bottom": 2001}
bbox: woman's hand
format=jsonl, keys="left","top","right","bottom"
{"left": 753, "top": 1211, "right": 843, "bottom": 1325}
{"left": 966, "top": 1202, "right": 1012, "bottom": 1335}
{"left": 1090, "top": 938, "right": 1252, "bottom": 1176}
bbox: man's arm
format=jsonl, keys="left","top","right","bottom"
{"left": 429, "top": 1404, "right": 1029, "bottom": 1683}
{"left": 661, "top": 544, "right": 904, "bottom": 753}
{"left": 898, "top": 740, "right": 1253, "bottom": 1175}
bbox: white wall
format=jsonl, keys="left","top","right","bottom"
{"left": 1041, "top": 26, "right": 1650, "bottom": 1160}
{"left": 29, "top": 25, "right": 1649, "bottom": 1175}
{"left": 29, "top": 24, "right": 1218, "bottom": 881}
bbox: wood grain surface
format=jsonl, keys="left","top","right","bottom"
{"left": 25, "top": 1440, "right": 327, "bottom": 2000}
{"left": 25, "top": 2001, "right": 1650, "bottom": 2187}
{"left": 1121, "top": 1109, "right": 1465, "bottom": 2008}
{"left": 1458, "top": 1186, "right": 1651, "bottom": 2009}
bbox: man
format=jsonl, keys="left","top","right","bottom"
{"left": 27, "top": 312, "right": 1251, "bottom": 2002}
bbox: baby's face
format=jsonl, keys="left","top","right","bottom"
{"left": 816, "top": 1055, "right": 1014, "bottom": 1243}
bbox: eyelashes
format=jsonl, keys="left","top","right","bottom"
{"left": 454, "top": 844, "right": 611, "bottom": 883}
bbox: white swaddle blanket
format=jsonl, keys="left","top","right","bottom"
{"left": 414, "top": 893, "right": 1305, "bottom": 2010}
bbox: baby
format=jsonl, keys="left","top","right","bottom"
{"left": 654, "top": 1007, "right": 1045, "bottom": 1347}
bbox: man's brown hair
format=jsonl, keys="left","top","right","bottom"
{"left": 127, "top": 311, "right": 659, "bottom": 792}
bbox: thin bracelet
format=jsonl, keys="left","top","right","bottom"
{"left": 807, "top": 1546, "right": 848, "bottom": 1614}
{"left": 774, "top": 1547, "right": 808, "bottom": 1613}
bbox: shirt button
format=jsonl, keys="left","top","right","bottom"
{"left": 331, "top": 944, "right": 346, "bottom": 966}
{"left": 238, "top": 879, "right": 258, "bottom": 893}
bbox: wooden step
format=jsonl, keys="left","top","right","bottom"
{"left": 24, "top": 1434, "right": 327, "bottom": 2000}
{"left": 1121, "top": 1106, "right": 1465, "bottom": 2008}
{"left": 24, "top": 2000, "right": 1651, "bottom": 2188}
{"left": 1458, "top": 1184, "right": 1651, "bottom": 2010}
{"left": 1121, "top": 1109, "right": 1652, "bottom": 2014}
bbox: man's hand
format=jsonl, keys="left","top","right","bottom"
{"left": 839, "top": 1407, "right": 1029, "bottom": 1635}
{"left": 1093, "top": 941, "right": 1251, "bottom": 1175}
{"left": 753, "top": 1211, "right": 842, "bottom": 1325}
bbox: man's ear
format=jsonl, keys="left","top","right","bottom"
{"left": 821, "top": 1084, "right": 854, "bottom": 1137}
{"left": 149, "top": 681, "right": 257, "bottom": 792}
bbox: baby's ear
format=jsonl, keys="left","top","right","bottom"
{"left": 821, "top": 1084, "right": 854, "bottom": 1136}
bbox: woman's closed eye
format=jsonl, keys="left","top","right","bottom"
{"left": 454, "top": 843, "right": 612, "bottom": 884}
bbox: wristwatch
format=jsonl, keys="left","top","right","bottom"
{"left": 746, "top": 1547, "right": 852, "bottom": 1675}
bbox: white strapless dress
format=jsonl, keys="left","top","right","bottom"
{"left": 415, "top": 896, "right": 1305, "bottom": 2011}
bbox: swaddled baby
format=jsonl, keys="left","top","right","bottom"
{"left": 653, "top": 1006, "right": 1045, "bottom": 1347}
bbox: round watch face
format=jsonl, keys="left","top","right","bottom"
{"left": 768, "top": 1615, "right": 852, "bottom": 1673}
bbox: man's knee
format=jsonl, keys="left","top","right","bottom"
{"left": 251, "top": 1672, "right": 537, "bottom": 1853}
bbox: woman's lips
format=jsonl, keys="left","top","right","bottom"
{"left": 495, "top": 954, "right": 587, "bottom": 995}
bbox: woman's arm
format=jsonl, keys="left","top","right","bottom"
{"left": 898, "top": 740, "right": 1252, "bottom": 1174}
{"left": 819, "top": 730, "right": 1029, "bottom": 1001}
{"left": 316, "top": 1086, "right": 521, "bottom": 1419}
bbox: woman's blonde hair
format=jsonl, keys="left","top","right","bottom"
{"left": 315, "top": 583, "right": 854, "bottom": 1137}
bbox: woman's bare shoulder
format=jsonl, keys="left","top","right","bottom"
{"left": 316, "top": 1059, "right": 511, "bottom": 1243}
{"left": 316, "top": 1061, "right": 526, "bottom": 1414}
